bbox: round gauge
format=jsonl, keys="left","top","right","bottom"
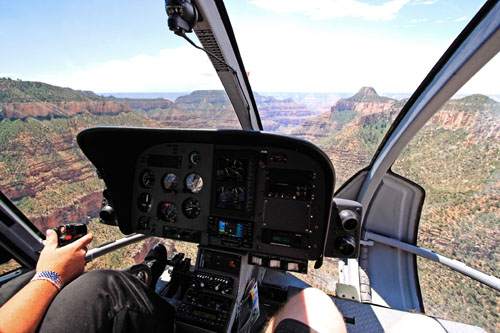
{"left": 162, "top": 173, "right": 177, "bottom": 191}
{"left": 140, "top": 169, "right": 155, "bottom": 188}
{"left": 137, "top": 192, "right": 153, "bottom": 212}
{"left": 182, "top": 198, "right": 201, "bottom": 219}
{"left": 158, "top": 202, "right": 177, "bottom": 222}
{"left": 189, "top": 151, "right": 201, "bottom": 165}
{"left": 138, "top": 216, "right": 150, "bottom": 230}
{"left": 223, "top": 158, "right": 244, "bottom": 177}
{"left": 185, "top": 173, "right": 203, "bottom": 193}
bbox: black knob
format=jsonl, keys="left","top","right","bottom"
{"left": 337, "top": 236, "right": 356, "bottom": 256}
{"left": 100, "top": 205, "right": 115, "bottom": 222}
{"left": 339, "top": 209, "right": 359, "bottom": 231}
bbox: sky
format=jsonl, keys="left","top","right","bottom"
{"left": 0, "top": 0, "right": 496, "bottom": 94}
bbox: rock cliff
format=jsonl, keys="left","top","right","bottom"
{"left": 0, "top": 100, "right": 132, "bottom": 120}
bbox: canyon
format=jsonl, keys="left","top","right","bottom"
{"left": 0, "top": 78, "right": 498, "bottom": 331}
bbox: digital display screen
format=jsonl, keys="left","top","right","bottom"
{"left": 272, "top": 235, "right": 292, "bottom": 245}
{"left": 192, "top": 309, "right": 217, "bottom": 321}
{"left": 265, "top": 169, "right": 312, "bottom": 201}
{"left": 218, "top": 220, "right": 243, "bottom": 238}
{"left": 215, "top": 185, "right": 246, "bottom": 210}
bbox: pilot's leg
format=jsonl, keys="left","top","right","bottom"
{"left": 0, "top": 270, "right": 36, "bottom": 306}
{"left": 37, "top": 269, "right": 174, "bottom": 333}
{"left": 265, "top": 287, "right": 346, "bottom": 333}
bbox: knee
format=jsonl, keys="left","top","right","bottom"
{"left": 299, "top": 288, "right": 340, "bottom": 319}
{"left": 288, "top": 288, "right": 346, "bottom": 333}
{"left": 67, "top": 269, "right": 120, "bottom": 290}
{"left": 300, "top": 287, "right": 335, "bottom": 306}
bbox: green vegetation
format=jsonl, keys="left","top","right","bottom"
{"left": 358, "top": 117, "right": 390, "bottom": 152}
{"left": 442, "top": 94, "right": 500, "bottom": 113}
{"left": 330, "top": 109, "right": 358, "bottom": 127}
{"left": 0, "top": 78, "right": 101, "bottom": 103}
{"left": 393, "top": 111, "right": 500, "bottom": 332}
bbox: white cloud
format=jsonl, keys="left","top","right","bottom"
{"left": 410, "top": 18, "right": 429, "bottom": 23}
{"left": 436, "top": 19, "right": 444, "bottom": 24}
{"left": 38, "top": 19, "right": 465, "bottom": 94}
{"left": 38, "top": 46, "right": 222, "bottom": 92}
{"left": 249, "top": 0, "right": 410, "bottom": 21}
{"left": 25, "top": 5, "right": 490, "bottom": 95}
{"left": 412, "top": 0, "right": 437, "bottom": 5}
{"left": 454, "top": 16, "right": 468, "bottom": 22}
{"left": 232, "top": 21, "right": 447, "bottom": 93}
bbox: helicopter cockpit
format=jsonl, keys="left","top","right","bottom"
{"left": 1, "top": 0, "right": 499, "bottom": 332}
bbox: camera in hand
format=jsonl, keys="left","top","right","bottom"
{"left": 52, "top": 223, "right": 87, "bottom": 247}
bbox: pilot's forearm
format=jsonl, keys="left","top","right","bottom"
{"left": 0, "top": 279, "right": 59, "bottom": 333}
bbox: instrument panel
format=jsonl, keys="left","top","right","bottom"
{"left": 131, "top": 142, "right": 331, "bottom": 262}
{"left": 77, "top": 128, "right": 348, "bottom": 269}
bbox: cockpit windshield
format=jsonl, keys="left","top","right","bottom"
{"left": 0, "top": 1, "right": 497, "bottom": 331}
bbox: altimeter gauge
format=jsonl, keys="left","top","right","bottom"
{"left": 158, "top": 202, "right": 177, "bottom": 222}
{"left": 185, "top": 173, "right": 203, "bottom": 193}
{"left": 182, "top": 198, "right": 201, "bottom": 218}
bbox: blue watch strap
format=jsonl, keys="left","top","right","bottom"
{"left": 31, "top": 271, "right": 64, "bottom": 290}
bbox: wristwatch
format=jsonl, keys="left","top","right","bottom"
{"left": 31, "top": 271, "right": 64, "bottom": 291}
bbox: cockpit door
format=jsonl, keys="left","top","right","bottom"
{"left": 0, "top": 191, "right": 43, "bottom": 283}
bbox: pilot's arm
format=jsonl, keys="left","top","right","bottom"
{"left": 0, "top": 229, "right": 93, "bottom": 333}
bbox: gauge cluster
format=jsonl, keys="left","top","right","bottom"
{"left": 131, "top": 141, "right": 333, "bottom": 264}
{"left": 132, "top": 143, "right": 213, "bottom": 243}
{"left": 78, "top": 128, "right": 340, "bottom": 268}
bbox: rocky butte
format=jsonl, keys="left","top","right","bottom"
{"left": 292, "top": 86, "right": 398, "bottom": 143}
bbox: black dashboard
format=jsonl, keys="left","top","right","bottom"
{"left": 78, "top": 128, "right": 359, "bottom": 273}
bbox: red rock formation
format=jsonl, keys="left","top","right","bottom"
{"left": 0, "top": 101, "right": 132, "bottom": 120}
{"left": 120, "top": 99, "right": 175, "bottom": 111}
{"left": 29, "top": 191, "right": 102, "bottom": 231}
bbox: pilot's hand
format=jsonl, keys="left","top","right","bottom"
{"left": 36, "top": 229, "right": 94, "bottom": 284}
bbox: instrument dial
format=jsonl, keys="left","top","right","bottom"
{"left": 189, "top": 151, "right": 201, "bottom": 165}
{"left": 158, "top": 202, "right": 177, "bottom": 222}
{"left": 162, "top": 173, "right": 177, "bottom": 191}
{"left": 223, "top": 158, "right": 244, "bottom": 177}
{"left": 137, "top": 192, "right": 153, "bottom": 212}
{"left": 182, "top": 198, "right": 201, "bottom": 219}
{"left": 185, "top": 173, "right": 203, "bottom": 193}
{"left": 140, "top": 169, "right": 155, "bottom": 188}
{"left": 138, "top": 216, "right": 150, "bottom": 230}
